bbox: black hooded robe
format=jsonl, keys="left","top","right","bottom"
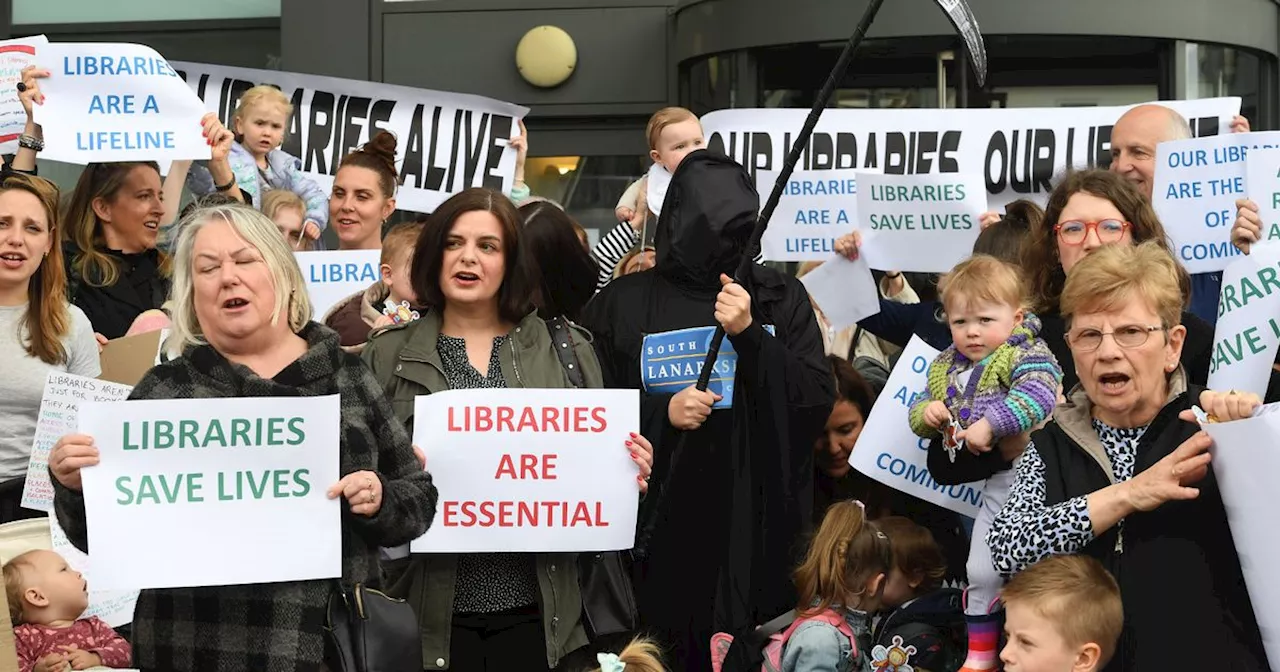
{"left": 581, "top": 151, "right": 834, "bottom": 671}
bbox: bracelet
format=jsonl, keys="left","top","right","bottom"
{"left": 885, "top": 271, "right": 903, "bottom": 279}
{"left": 214, "top": 176, "right": 236, "bottom": 192}
{"left": 18, "top": 134, "right": 42, "bottom": 152}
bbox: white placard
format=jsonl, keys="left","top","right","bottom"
{"left": 758, "top": 168, "right": 865, "bottom": 261}
{"left": 170, "top": 61, "right": 528, "bottom": 214}
{"left": 1246, "top": 148, "right": 1280, "bottom": 247}
{"left": 21, "top": 373, "right": 133, "bottom": 513}
{"left": 48, "top": 513, "right": 139, "bottom": 628}
{"left": 410, "top": 388, "right": 641, "bottom": 554}
{"left": 800, "top": 254, "right": 880, "bottom": 330}
{"left": 849, "top": 336, "right": 983, "bottom": 518}
{"left": 855, "top": 171, "right": 986, "bottom": 273}
{"left": 1153, "top": 132, "right": 1280, "bottom": 274}
{"left": 295, "top": 249, "right": 382, "bottom": 318}
{"left": 1201, "top": 408, "right": 1280, "bottom": 671}
{"left": 0, "top": 35, "right": 46, "bottom": 154}
{"left": 78, "top": 395, "right": 342, "bottom": 591}
{"left": 702, "top": 98, "right": 1241, "bottom": 210}
{"left": 1207, "top": 245, "right": 1280, "bottom": 396}
{"left": 33, "top": 43, "right": 212, "bottom": 164}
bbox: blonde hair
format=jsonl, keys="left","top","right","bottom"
{"left": 233, "top": 85, "right": 293, "bottom": 135}
{"left": 381, "top": 221, "right": 423, "bottom": 268}
{"left": 3, "top": 551, "right": 37, "bottom": 625}
{"left": 62, "top": 162, "right": 168, "bottom": 288}
{"left": 938, "top": 254, "right": 1027, "bottom": 315}
{"left": 1060, "top": 241, "right": 1184, "bottom": 330}
{"left": 590, "top": 638, "right": 666, "bottom": 672}
{"left": 646, "top": 107, "right": 698, "bottom": 152}
{"left": 261, "top": 189, "right": 305, "bottom": 221}
{"left": 1002, "top": 555, "right": 1123, "bottom": 667}
{"left": 793, "top": 500, "right": 893, "bottom": 616}
{"left": 167, "top": 204, "right": 313, "bottom": 354}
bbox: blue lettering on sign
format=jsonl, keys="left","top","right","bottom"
{"left": 875, "top": 452, "right": 981, "bottom": 506}
{"left": 63, "top": 55, "right": 177, "bottom": 78}
{"left": 308, "top": 262, "right": 380, "bottom": 284}
{"left": 640, "top": 324, "right": 775, "bottom": 409}
{"left": 1180, "top": 242, "right": 1241, "bottom": 262}
{"left": 785, "top": 237, "right": 837, "bottom": 254}
{"left": 75, "top": 131, "right": 175, "bottom": 151}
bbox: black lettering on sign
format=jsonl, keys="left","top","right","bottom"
{"left": 1089, "top": 124, "right": 1113, "bottom": 169}
{"left": 426, "top": 106, "right": 448, "bottom": 190}
{"left": 400, "top": 103, "right": 425, "bottom": 189}
{"left": 939, "top": 130, "right": 960, "bottom": 172}
{"left": 282, "top": 89, "right": 306, "bottom": 158}
{"left": 810, "top": 132, "right": 834, "bottom": 170}
{"left": 370, "top": 99, "right": 395, "bottom": 137}
{"left": 446, "top": 109, "right": 463, "bottom": 192}
{"left": 306, "top": 91, "right": 336, "bottom": 174}
{"left": 1194, "top": 116, "right": 1220, "bottom": 138}
{"left": 835, "top": 132, "right": 857, "bottom": 169}
{"left": 484, "top": 115, "right": 513, "bottom": 190}
{"left": 340, "top": 96, "right": 371, "bottom": 160}
{"left": 461, "top": 111, "right": 490, "bottom": 189}
{"left": 221, "top": 78, "right": 257, "bottom": 124}
{"left": 329, "top": 95, "right": 349, "bottom": 171}
{"left": 750, "top": 132, "right": 772, "bottom": 174}
{"left": 1032, "top": 129, "right": 1054, "bottom": 194}
{"left": 1009, "top": 130, "right": 1032, "bottom": 193}
{"left": 914, "top": 131, "right": 938, "bottom": 173}
{"left": 985, "top": 130, "right": 1009, "bottom": 193}
{"left": 863, "top": 133, "right": 879, "bottom": 169}
{"left": 885, "top": 132, "right": 908, "bottom": 174}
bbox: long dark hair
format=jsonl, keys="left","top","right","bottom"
{"left": 519, "top": 202, "right": 597, "bottom": 321}
{"left": 411, "top": 187, "right": 534, "bottom": 324}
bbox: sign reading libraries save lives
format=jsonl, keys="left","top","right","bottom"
{"left": 78, "top": 396, "right": 342, "bottom": 591}
{"left": 410, "top": 388, "right": 640, "bottom": 553}
{"left": 171, "top": 60, "right": 529, "bottom": 213}
{"left": 34, "top": 43, "right": 212, "bottom": 164}
{"left": 702, "top": 97, "right": 1241, "bottom": 210}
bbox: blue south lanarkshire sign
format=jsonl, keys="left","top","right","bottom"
{"left": 640, "top": 325, "right": 774, "bottom": 409}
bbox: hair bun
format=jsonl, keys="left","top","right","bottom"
{"left": 362, "top": 131, "right": 399, "bottom": 175}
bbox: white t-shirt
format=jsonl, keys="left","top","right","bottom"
{"left": 0, "top": 303, "right": 100, "bottom": 480}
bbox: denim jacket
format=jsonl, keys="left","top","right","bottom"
{"left": 781, "top": 606, "right": 874, "bottom": 672}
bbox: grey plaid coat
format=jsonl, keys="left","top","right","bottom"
{"left": 54, "top": 322, "right": 438, "bottom": 672}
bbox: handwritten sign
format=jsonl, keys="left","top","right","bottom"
{"left": 1207, "top": 245, "right": 1280, "bottom": 396}
{"left": 21, "top": 373, "right": 133, "bottom": 513}
{"left": 33, "top": 42, "right": 211, "bottom": 164}
{"left": 78, "top": 395, "right": 342, "bottom": 591}
{"left": 410, "top": 388, "right": 640, "bottom": 553}
{"left": 849, "top": 336, "right": 982, "bottom": 517}
{"left": 1153, "top": 132, "right": 1280, "bottom": 274}
{"left": 295, "top": 249, "right": 382, "bottom": 318}
{"left": 48, "top": 513, "right": 139, "bottom": 628}
{"left": 854, "top": 171, "right": 986, "bottom": 273}
{"left": 758, "top": 168, "right": 866, "bottom": 261}
{"left": 0, "top": 35, "right": 46, "bottom": 153}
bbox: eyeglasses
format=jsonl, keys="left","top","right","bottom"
{"left": 1054, "top": 219, "right": 1131, "bottom": 246}
{"left": 1068, "top": 324, "right": 1165, "bottom": 352}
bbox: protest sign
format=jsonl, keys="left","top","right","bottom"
{"left": 1200, "top": 406, "right": 1280, "bottom": 671}
{"left": 850, "top": 336, "right": 982, "bottom": 517}
{"left": 295, "top": 249, "right": 382, "bottom": 318}
{"left": 21, "top": 373, "right": 134, "bottom": 512}
{"left": 1153, "top": 132, "right": 1280, "bottom": 274}
{"left": 641, "top": 324, "right": 775, "bottom": 410}
{"left": 78, "top": 395, "right": 342, "bottom": 591}
{"left": 34, "top": 43, "right": 211, "bottom": 164}
{"left": 758, "top": 168, "right": 864, "bottom": 261}
{"left": 410, "top": 388, "right": 640, "bottom": 553}
{"left": 0, "top": 35, "right": 46, "bottom": 154}
{"left": 170, "top": 61, "right": 529, "bottom": 213}
{"left": 1246, "top": 147, "right": 1280, "bottom": 247}
{"left": 701, "top": 98, "right": 1241, "bottom": 210}
{"left": 49, "top": 513, "right": 139, "bottom": 628}
{"left": 855, "top": 171, "right": 986, "bottom": 273}
{"left": 800, "top": 254, "right": 880, "bottom": 330}
{"left": 1207, "top": 244, "right": 1280, "bottom": 396}
{"left": 98, "top": 329, "right": 168, "bottom": 387}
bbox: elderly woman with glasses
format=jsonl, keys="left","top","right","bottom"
{"left": 987, "top": 241, "right": 1267, "bottom": 672}
{"left": 1020, "top": 170, "right": 1213, "bottom": 391}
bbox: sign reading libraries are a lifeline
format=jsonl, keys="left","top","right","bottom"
{"left": 78, "top": 395, "right": 342, "bottom": 591}
{"left": 411, "top": 388, "right": 640, "bottom": 554}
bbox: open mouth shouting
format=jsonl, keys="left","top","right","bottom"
{"left": 453, "top": 270, "right": 480, "bottom": 288}
{"left": 1098, "top": 372, "right": 1131, "bottom": 394}
{"left": 0, "top": 250, "right": 27, "bottom": 269}
{"left": 222, "top": 297, "right": 250, "bottom": 311}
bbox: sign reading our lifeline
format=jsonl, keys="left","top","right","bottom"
{"left": 641, "top": 325, "right": 776, "bottom": 409}
{"left": 34, "top": 42, "right": 212, "bottom": 164}
{"left": 78, "top": 395, "right": 342, "bottom": 591}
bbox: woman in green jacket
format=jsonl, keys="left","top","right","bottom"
{"left": 363, "top": 187, "right": 653, "bottom": 671}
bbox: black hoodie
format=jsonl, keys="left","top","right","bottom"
{"left": 581, "top": 151, "right": 834, "bottom": 671}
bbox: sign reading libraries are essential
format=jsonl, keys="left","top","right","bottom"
{"left": 850, "top": 336, "right": 982, "bottom": 518}
{"left": 855, "top": 171, "right": 987, "bottom": 273}
{"left": 701, "top": 97, "right": 1241, "bottom": 210}
{"left": 170, "top": 60, "right": 529, "bottom": 213}
{"left": 294, "top": 249, "right": 382, "bottom": 317}
{"left": 34, "top": 43, "right": 212, "bottom": 164}
{"left": 1152, "top": 132, "right": 1280, "bottom": 274}
{"left": 78, "top": 395, "right": 342, "bottom": 591}
{"left": 411, "top": 388, "right": 640, "bottom": 554}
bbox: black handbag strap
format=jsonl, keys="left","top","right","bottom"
{"left": 545, "top": 316, "right": 586, "bottom": 389}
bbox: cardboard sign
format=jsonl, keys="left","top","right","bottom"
{"left": 98, "top": 330, "right": 165, "bottom": 387}
{"left": 410, "top": 388, "right": 640, "bottom": 553}
{"left": 855, "top": 171, "right": 987, "bottom": 273}
{"left": 78, "top": 395, "right": 342, "bottom": 591}
{"left": 1153, "top": 132, "right": 1280, "bottom": 273}
{"left": 295, "top": 249, "right": 382, "bottom": 318}
{"left": 1207, "top": 244, "right": 1280, "bottom": 396}
{"left": 849, "top": 336, "right": 983, "bottom": 517}
{"left": 33, "top": 43, "right": 211, "bottom": 164}
{"left": 758, "top": 168, "right": 865, "bottom": 261}
{"left": 21, "top": 373, "right": 133, "bottom": 512}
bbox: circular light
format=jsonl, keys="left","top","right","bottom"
{"left": 515, "top": 25, "right": 577, "bottom": 88}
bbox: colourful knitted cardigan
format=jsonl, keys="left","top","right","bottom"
{"left": 908, "top": 313, "right": 1062, "bottom": 440}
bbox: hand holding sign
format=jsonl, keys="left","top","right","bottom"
{"left": 49, "top": 433, "right": 99, "bottom": 491}
{"left": 1234, "top": 198, "right": 1262, "bottom": 254}
{"left": 18, "top": 64, "right": 47, "bottom": 117}
{"left": 1195, "top": 388, "right": 1262, "bottom": 423}
{"left": 629, "top": 433, "right": 654, "bottom": 493}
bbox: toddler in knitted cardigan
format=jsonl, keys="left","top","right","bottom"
{"left": 907, "top": 254, "right": 1061, "bottom": 672}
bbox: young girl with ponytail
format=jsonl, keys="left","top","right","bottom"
{"left": 781, "top": 500, "right": 893, "bottom": 672}
{"left": 591, "top": 638, "right": 666, "bottom": 672}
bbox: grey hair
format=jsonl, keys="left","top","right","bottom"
{"left": 166, "top": 204, "right": 313, "bottom": 355}
{"left": 1164, "top": 106, "right": 1193, "bottom": 140}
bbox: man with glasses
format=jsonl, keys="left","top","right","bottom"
{"left": 1108, "top": 104, "right": 1251, "bottom": 325}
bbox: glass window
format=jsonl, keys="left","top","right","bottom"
{"left": 526, "top": 154, "right": 648, "bottom": 247}
{"left": 14, "top": 0, "right": 280, "bottom": 24}
{"left": 1187, "top": 43, "right": 1263, "bottom": 124}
